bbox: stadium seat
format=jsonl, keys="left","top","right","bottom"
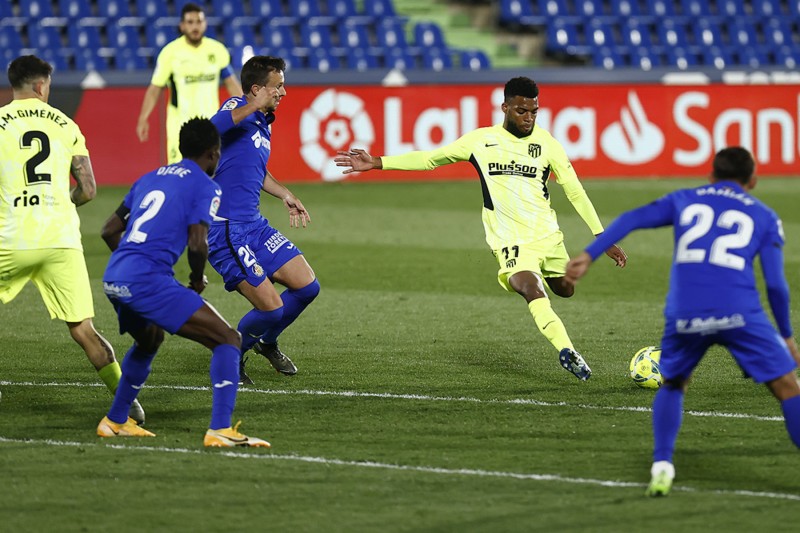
{"left": 664, "top": 46, "right": 699, "bottom": 69}
{"left": 365, "top": 0, "right": 397, "bottom": 18}
{"left": 211, "top": 0, "right": 244, "bottom": 18}
{"left": 576, "top": 0, "right": 610, "bottom": 19}
{"left": 262, "top": 23, "right": 296, "bottom": 49}
{"left": 752, "top": 0, "right": 785, "bottom": 18}
{"left": 97, "top": 0, "right": 131, "bottom": 18}
{"left": 27, "top": 22, "right": 62, "bottom": 49}
{"left": 339, "top": 22, "right": 371, "bottom": 49}
{"left": 593, "top": 46, "right": 625, "bottom": 69}
{"left": 679, "top": 0, "right": 712, "bottom": 18}
{"left": 67, "top": 24, "right": 102, "bottom": 49}
{"left": 538, "top": 0, "right": 577, "bottom": 18}
{"left": 135, "top": 0, "right": 168, "bottom": 18}
{"left": 499, "top": 0, "right": 542, "bottom": 28}
{"left": 643, "top": 0, "right": 678, "bottom": 18}
{"left": 716, "top": 0, "right": 746, "bottom": 18}
{"left": 326, "top": 0, "right": 358, "bottom": 18}
{"left": 107, "top": 23, "right": 142, "bottom": 50}
{"left": 0, "top": 0, "right": 13, "bottom": 18}
{"left": 37, "top": 47, "right": 71, "bottom": 71}
{"left": 345, "top": 47, "right": 379, "bottom": 70}
{"left": 223, "top": 23, "right": 257, "bottom": 49}
{"left": 59, "top": 0, "right": 92, "bottom": 18}
{"left": 460, "top": 49, "right": 491, "bottom": 70}
{"left": 74, "top": 48, "right": 109, "bottom": 71}
{"left": 727, "top": 20, "right": 759, "bottom": 49}
{"left": 20, "top": 0, "right": 56, "bottom": 18}
{"left": 413, "top": 22, "right": 447, "bottom": 48}
{"left": 289, "top": 0, "right": 323, "bottom": 18}
{"left": 300, "top": 22, "right": 334, "bottom": 49}
{"left": 376, "top": 19, "right": 408, "bottom": 48}
{"left": 630, "top": 46, "right": 663, "bottom": 69}
{"left": 621, "top": 18, "right": 654, "bottom": 48}
{"left": 252, "top": 0, "right": 286, "bottom": 18}
{"left": 384, "top": 47, "right": 415, "bottom": 70}
{"left": 421, "top": 47, "right": 452, "bottom": 71}
{"left": 546, "top": 19, "right": 584, "bottom": 51}
{"left": 585, "top": 19, "right": 619, "bottom": 48}
{"left": 307, "top": 48, "right": 339, "bottom": 71}
{"left": 657, "top": 18, "right": 690, "bottom": 47}
{"left": 701, "top": 45, "right": 732, "bottom": 69}
{"left": 774, "top": 45, "right": 799, "bottom": 68}
{"left": 0, "top": 26, "right": 24, "bottom": 51}
{"left": 735, "top": 47, "right": 769, "bottom": 68}
{"left": 692, "top": 19, "right": 724, "bottom": 47}
{"left": 113, "top": 47, "right": 149, "bottom": 70}
{"left": 762, "top": 18, "right": 794, "bottom": 49}
{"left": 145, "top": 23, "right": 176, "bottom": 49}
{"left": 609, "top": 0, "right": 643, "bottom": 17}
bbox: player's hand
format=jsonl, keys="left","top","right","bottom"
{"left": 188, "top": 274, "right": 208, "bottom": 294}
{"left": 334, "top": 149, "right": 379, "bottom": 174}
{"left": 785, "top": 337, "right": 800, "bottom": 366}
{"left": 565, "top": 252, "right": 593, "bottom": 284}
{"left": 283, "top": 195, "right": 311, "bottom": 228}
{"left": 605, "top": 244, "right": 627, "bottom": 267}
{"left": 136, "top": 119, "right": 149, "bottom": 142}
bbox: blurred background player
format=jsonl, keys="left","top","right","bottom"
{"left": 335, "top": 76, "right": 626, "bottom": 381}
{"left": 136, "top": 2, "right": 242, "bottom": 164}
{"left": 0, "top": 55, "right": 144, "bottom": 423}
{"left": 209, "top": 56, "right": 319, "bottom": 385}
{"left": 97, "top": 118, "right": 269, "bottom": 447}
{"left": 566, "top": 147, "right": 800, "bottom": 496}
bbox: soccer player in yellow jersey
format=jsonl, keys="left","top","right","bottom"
{"left": 335, "top": 77, "right": 627, "bottom": 381}
{"left": 136, "top": 2, "right": 243, "bottom": 164}
{"left": 0, "top": 55, "right": 144, "bottom": 422}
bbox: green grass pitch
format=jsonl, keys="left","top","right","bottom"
{"left": 2, "top": 178, "right": 800, "bottom": 532}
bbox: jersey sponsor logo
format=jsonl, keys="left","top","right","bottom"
{"left": 103, "top": 282, "right": 132, "bottom": 298}
{"left": 221, "top": 99, "right": 239, "bottom": 111}
{"left": 299, "top": 89, "right": 375, "bottom": 182}
{"left": 600, "top": 91, "right": 664, "bottom": 164}
{"left": 487, "top": 161, "right": 538, "bottom": 178}
{"left": 184, "top": 73, "right": 216, "bottom": 84}
{"left": 528, "top": 143, "right": 541, "bottom": 158}
{"left": 485, "top": 143, "right": 498, "bottom": 147}
{"left": 264, "top": 232, "right": 289, "bottom": 253}
{"left": 208, "top": 54, "right": 216, "bottom": 63}
{"left": 676, "top": 314, "right": 746, "bottom": 335}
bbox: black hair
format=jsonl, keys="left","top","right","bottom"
{"left": 179, "top": 118, "right": 220, "bottom": 158}
{"left": 504, "top": 77, "right": 539, "bottom": 102}
{"left": 712, "top": 147, "right": 755, "bottom": 185}
{"left": 241, "top": 56, "right": 286, "bottom": 93}
{"left": 181, "top": 2, "right": 204, "bottom": 19}
{"left": 7, "top": 55, "right": 53, "bottom": 89}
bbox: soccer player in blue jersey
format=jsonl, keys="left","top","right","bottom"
{"left": 566, "top": 147, "right": 800, "bottom": 496}
{"left": 209, "top": 56, "right": 319, "bottom": 384}
{"left": 96, "top": 118, "right": 270, "bottom": 447}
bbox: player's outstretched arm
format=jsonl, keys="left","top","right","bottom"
{"left": 262, "top": 171, "right": 310, "bottom": 228}
{"left": 70, "top": 155, "right": 97, "bottom": 206}
{"left": 565, "top": 252, "right": 593, "bottom": 284}
{"left": 136, "top": 85, "right": 163, "bottom": 142}
{"left": 100, "top": 203, "right": 130, "bottom": 252}
{"left": 334, "top": 149, "right": 383, "bottom": 174}
{"left": 187, "top": 223, "right": 209, "bottom": 294}
{"left": 600, "top": 240, "right": 628, "bottom": 267}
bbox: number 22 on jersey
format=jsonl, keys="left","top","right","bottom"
{"left": 675, "top": 203, "right": 754, "bottom": 271}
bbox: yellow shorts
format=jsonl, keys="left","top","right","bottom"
{"left": 0, "top": 248, "right": 94, "bottom": 322}
{"left": 492, "top": 231, "right": 570, "bottom": 292}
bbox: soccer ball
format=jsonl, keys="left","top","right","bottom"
{"left": 630, "top": 346, "right": 662, "bottom": 389}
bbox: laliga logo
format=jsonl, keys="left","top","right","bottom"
{"left": 600, "top": 91, "right": 664, "bottom": 164}
{"left": 299, "top": 89, "right": 375, "bottom": 181}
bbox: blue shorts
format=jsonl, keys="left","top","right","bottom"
{"left": 103, "top": 276, "right": 205, "bottom": 335}
{"left": 660, "top": 311, "right": 797, "bottom": 383}
{"left": 208, "top": 219, "right": 303, "bottom": 292}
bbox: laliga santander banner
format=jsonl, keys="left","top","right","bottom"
{"left": 77, "top": 84, "right": 800, "bottom": 184}
{"left": 273, "top": 84, "right": 800, "bottom": 181}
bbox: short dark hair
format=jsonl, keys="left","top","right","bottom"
{"left": 180, "top": 2, "right": 204, "bottom": 19}
{"left": 241, "top": 56, "right": 286, "bottom": 93}
{"left": 504, "top": 77, "right": 539, "bottom": 102}
{"left": 179, "top": 118, "right": 220, "bottom": 158}
{"left": 712, "top": 147, "right": 755, "bottom": 185}
{"left": 8, "top": 55, "right": 53, "bottom": 89}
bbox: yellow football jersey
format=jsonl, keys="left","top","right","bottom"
{"left": 381, "top": 124, "right": 604, "bottom": 250}
{"left": 0, "top": 98, "right": 87, "bottom": 250}
{"left": 151, "top": 35, "right": 232, "bottom": 126}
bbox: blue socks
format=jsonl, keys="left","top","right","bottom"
{"left": 108, "top": 345, "right": 156, "bottom": 424}
{"left": 781, "top": 395, "right": 800, "bottom": 448}
{"left": 261, "top": 279, "right": 320, "bottom": 344}
{"left": 238, "top": 307, "right": 284, "bottom": 353}
{"left": 209, "top": 343, "right": 240, "bottom": 430}
{"left": 652, "top": 385, "right": 684, "bottom": 463}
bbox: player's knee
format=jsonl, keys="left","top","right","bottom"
{"left": 138, "top": 328, "right": 164, "bottom": 353}
{"left": 296, "top": 278, "right": 320, "bottom": 303}
{"left": 222, "top": 327, "right": 241, "bottom": 349}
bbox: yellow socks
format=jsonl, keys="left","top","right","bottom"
{"left": 528, "top": 298, "right": 574, "bottom": 352}
{"left": 97, "top": 361, "right": 122, "bottom": 393}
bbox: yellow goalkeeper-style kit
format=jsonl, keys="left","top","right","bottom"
{"left": 381, "top": 124, "right": 604, "bottom": 251}
{"left": 151, "top": 35, "right": 233, "bottom": 163}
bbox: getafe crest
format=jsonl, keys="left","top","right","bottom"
{"left": 253, "top": 264, "right": 264, "bottom": 277}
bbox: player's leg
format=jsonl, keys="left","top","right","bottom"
{"left": 165, "top": 109, "right": 181, "bottom": 164}
{"left": 766, "top": 372, "right": 800, "bottom": 448}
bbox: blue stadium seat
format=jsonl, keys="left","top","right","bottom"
{"left": 716, "top": 0, "right": 746, "bottom": 18}
{"left": 289, "top": 0, "right": 323, "bottom": 18}
{"left": 20, "top": 0, "right": 56, "bottom": 18}
{"left": 114, "top": 47, "right": 149, "bottom": 70}
{"left": 307, "top": 48, "right": 340, "bottom": 71}
{"left": 679, "top": 0, "right": 712, "bottom": 18}
{"left": 145, "top": 23, "right": 176, "bottom": 49}
{"left": 774, "top": 45, "right": 799, "bottom": 68}
{"left": 300, "top": 22, "right": 334, "bottom": 48}
{"left": 752, "top": 0, "right": 785, "bottom": 18}
{"left": 59, "top": 0, "right": 92, "bottom": 18}
{"left": 630, "top": 46, "right": 662, "bottom": 69}
{"left": 384, "top": 47, "right": 415, "bottom": 70}
{"left": 546, "top": 19, "right": 584, "bottom": 52}
{"left": 460, "top": 49, "right": 491, "bottom": 71}
{"left": 499, "top": 0, "right": 542, "bottom": 27}
{"left": 339, "top": 22, "right": 371, "bottom": 48}
{"left": 0, "top": 0, "right": 13, "bottom": 18}
{"left": 37, "top": 47, "right": 71, "bottom": 71}
{"left": 67, "top": 24, "right": 102, "bottom": 49}
{"left": 585, "top": 19, "right": 618, "bottom": 48}
{"left": 345, "top": 47, "right": 379, "bottom": 70}
{"left": 621, "top": 18, "right": 654, "bottom": 48}
{"left": 365, "top": 0, "right": 397, "bottom": 18}
{"left": 326, "top": 0, "right": 358, "bottom": 18}
{"left": 27, "top": 22, "right": 62, "bottom": 49}
{"left": 376, "top": 19, "right": 408, "bottom": 48}
{"left": 74, "top": 48, "right": 109, "bottom": 71}
{"left": 135, "top": 0, "right": 168, "bottom": 18}
{"left": 657, "top": 18, "right": 690, "bottom": 47}
{"left": 212, "top": 0, "right": 244, "bottom": 18}
{"left": 107, "top": 23, "right": 141, "bottom": 50}
{"left": 701, "top": 45, "right": 732, "bottom": 68}
{"left": 692, "top": 19, "right": 724, "bottom": 47}
{"left": 735, "top": 47, "right": 769, "bottom": 67}
{"left": 727, "top": 20, "right": 759, "bottom": 49}
{"left": 413, "top": 21, "right": 446, "bottom": 48}
{"left": 665, "top": 46, "right": 699, "bottom": 68}
{"left": 609, "top": 0, "right": 643, "bottom": 17}
{"left": 262, "top": 22, "right": 296, "bottom": 49}
{"left": 593, "top": 46, "right": 625, "bottom": 69}
{"left": 97, "top": 0, "right": 131, "bottom": 18}
{"left": 421, "top": 47, "right": 452, "bottom": 71}
{"left": 644, "top": 0, "right": 678, "bottom": 18}
{"left": 538, "top": 0, "right": 574, "bottom": 17}
{"left": 267, "top": 47, "right": 305, "bottom": 69}
{"left": 575, "top": 0, "right": 611, "bottom": 19}
{"left": 762, "top": 18, "right": 794, "bottom": 50}
{"left": 0, "top": 26, "right": 24, "bottom": 51}
{"left": 224, "top": 22, "right": 257, "bottom": 48}
{"left": 252, "top": 0, "right": 287, "bottom": 19}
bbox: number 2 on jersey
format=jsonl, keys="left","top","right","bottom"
{"left": 20, "top": 131, "right": 51, "bottom": 184}
{"left": 127, "top": 190, "right": 166, "bottom": 243}
{"left": 675, "top": 203, "right": 754, "bottom": 271}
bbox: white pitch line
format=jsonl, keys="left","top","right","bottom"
{"left": 0, "top": 380, "right": 783, "bottom": 422}
{"left": 1, "top": 436, "right": 799, "bottom": 502}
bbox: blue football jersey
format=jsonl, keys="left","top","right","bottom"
{"left": 210, "top": 96, "right": 275, "bottom": 222}
{"left": 104, "top": 160, "right": 221, "bottom": 280}
{"left": 587, "top": 181, "right": 786, "bottom": 317}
